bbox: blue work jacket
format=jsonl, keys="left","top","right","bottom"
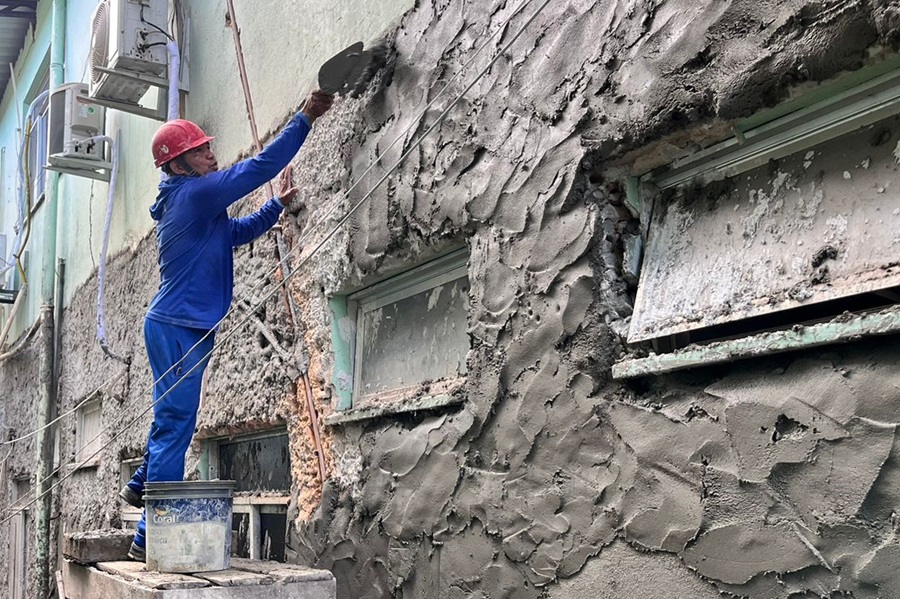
{"left": 146, "top": 112, "right": 311, "bottom": 330}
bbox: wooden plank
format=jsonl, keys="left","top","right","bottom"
{"left": 229, "top": 558, "right": 335, "bottom": 583}
{"left": 192, "top": 569, "right": 274, "bottom": 587}
{"left": 96, "top": 561, "right": 210, "bottom": 590}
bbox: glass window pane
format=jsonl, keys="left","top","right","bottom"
{"left": 76, "top": 400, "right": 102, "bottom": 462}
{"left": 357, "top": 275, "right": 468, "bottom": 397}
{"left": 630, "top": 112, "right": 900, "bottom": 343}
{"left": 218, "top": 433, "right": 290, "bottom": 492}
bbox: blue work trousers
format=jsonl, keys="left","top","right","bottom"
{"left": 129, "top": 318, "right": 215, "bottom": 548}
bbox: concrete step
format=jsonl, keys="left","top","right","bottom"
{"left": 61, "top": 557, "right": 336, "bottom": 599}
{"left": 63, "top": 529, "right": 133, "bottom": 564}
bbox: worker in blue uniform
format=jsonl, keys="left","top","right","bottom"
{"left": 121, "top": 90, "right": 334, "bottom": 562}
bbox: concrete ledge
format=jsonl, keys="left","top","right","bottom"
{"left": 324, "top": 393, "right": 463, "bottom": 425}
{"left": 613, "top": 305, "right": 900, "bottom": 379}
{"left": 62, "top": 559, "right": 336, "bottom": 599}
{"left": 63, "top": 529, "right": 134, "bottom": 564}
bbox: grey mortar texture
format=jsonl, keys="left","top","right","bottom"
{"left": 0, "top": 339, "right": 42, "bottom": 598}
{"left": 278, "top": 0, "right": 900, "bottom": 597}
{"left": 1, "top": 0, "right": 900, "bottom": 598}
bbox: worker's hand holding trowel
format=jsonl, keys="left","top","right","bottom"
{"left": 299, "top": 39, "right": 389, "bottom": 124}
{"left": 301, "top": 90, "right": 335, "bottom": 123}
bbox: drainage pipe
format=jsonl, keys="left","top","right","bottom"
{"left": 35, "top": 0, "right": 66, "bottom": 595}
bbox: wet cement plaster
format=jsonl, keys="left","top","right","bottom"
{"left": 2, "top": 0, "right": 899, "bottom": 597}
{"left": 272, "top": 0, "right": 900, "bottom": 597}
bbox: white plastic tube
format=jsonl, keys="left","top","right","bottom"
{"left": 166, "top": 40, "right": 180, "bottom": 121}
{"left": 87, "top": 134, "right": 127, "bottom": 362}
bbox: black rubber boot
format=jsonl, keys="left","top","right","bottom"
{"left": 127, "top": 541, "right": 146, "bottom": 562}
{"left": 118, "top": 485, "right": 144, "bottom": 509}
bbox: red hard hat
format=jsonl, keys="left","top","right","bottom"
{"left": 151, "top": 119, "right": 214, "bottom": 168}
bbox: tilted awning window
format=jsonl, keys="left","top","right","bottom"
{"left": 623, "top": 66, "right": 900, "bottom": 365}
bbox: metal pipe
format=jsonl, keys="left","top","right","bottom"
{"left": 35, "top": 305, "right": 54, "bottom": 599}
{"left": 35, "top": 0, "right": 67, "bottom": 595}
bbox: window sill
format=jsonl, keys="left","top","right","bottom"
{"left": 72, "top": 455, "right": 100, "bottom": 470}
{"left": 324, "top": 393, "right": 464, "bottom": 426}
{"left": 612, "top": 304, "right": 900, "bottom": 379}
{"left": 233, "top": 494, "right": 290, "bottom": 506}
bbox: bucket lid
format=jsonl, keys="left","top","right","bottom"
{"left": 144, "top": 480, "right": 236, "bottom": 495}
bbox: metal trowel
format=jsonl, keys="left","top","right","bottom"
{"left": 318, "top": 41, "right": 388, "bottom": 98}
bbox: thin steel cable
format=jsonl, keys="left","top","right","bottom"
{"left": 1, "top": 0, "right": 549, "bottom": 525}
{"left": 6, "top": 0, "right": 537, "bottom": 456}
{"left": 125, "top": 0, "right": 538, "bottom": 395}
{"left": 0, "top": 0, "right": 550, "bottom": 525}
{"left": 225, "top": 0, "right": 327, "bottom": 485}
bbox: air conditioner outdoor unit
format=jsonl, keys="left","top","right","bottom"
{"left": 89, "top": 0, "right": 168, "bottom": 104}
{"left": 46, "top": 83, "right": 113, "bottom": 182}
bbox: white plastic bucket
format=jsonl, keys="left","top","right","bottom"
{"left": 144, "top": 480, "right": 235, "bottom": 573}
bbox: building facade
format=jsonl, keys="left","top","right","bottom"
{"left": 1, "top": 0, "right": 900, "bottom": 597}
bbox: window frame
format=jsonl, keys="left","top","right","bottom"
{"left": 326, "top": 248, "right": 469, "bottom": 424}
{"left": 10, "top": 477, "right": 30, "bottom": 599}
{"left": 74, "top": 397, "right": 102, "bottom": 468}
{"left": 202, "top": 429, "right": 291, "bottom": 562}
{"left": 26, "top": 94, "right": 49, "bottom": 203}
{"left": 24, "top": 69, "right": 50, "bottom": 209}
{"left": 118, "top": 456, "right": 144, "bottom": 528}
{"left": 613, "top": 64, "right": 900, "bottom": 379}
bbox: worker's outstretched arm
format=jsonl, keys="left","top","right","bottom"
{"left": 230, "top": 166, "right": 298, "bottom": 246}
{"left": 188, "top": 91, "right": 333, "bottom": 216}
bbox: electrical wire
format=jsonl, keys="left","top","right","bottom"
{"left": 1, "top": 39, "right": 181, "bottom": 442}
{"left": 2, "top": 89, "right": 47, "bottom": 288}
{"left": 0, "top": 311, "right": 40, "bottom": 363}
{"left": 1, "top": 5, "right": 175, "bottom": 439}
{"left": 14, "top": 117, "right": 31, "bottom": 285}
{"left": 225, "top": 0, "right": 327, "bottom": 485}
{"left": 91, "top": 134, "right": 130, "bottom": 364}
{"left": 0, "top": 0, "right": 551, "bottom": 525}
{"left": 61, "top": 0, "right": 542, "bottom": 449}
{"left": 107, "top": 0, "right": 540, "bottom": 407}
{"left": 140, "top": 4, "right": 174, "bottom": 41}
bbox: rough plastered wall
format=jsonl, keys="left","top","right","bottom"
{"left": 0, "top": 339, "right": 41, "bottom": 598}
{"left": 258, "top": 0, "right": 900, "bottom": 598}
{"left": 56, "top": 239, "right": 158, "bottom": 536}
{"left": 13, "top": 0, "right": 900, "bottom": 597}
{"left": 190, "top": 184, "right": 316, "bottom": 486}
